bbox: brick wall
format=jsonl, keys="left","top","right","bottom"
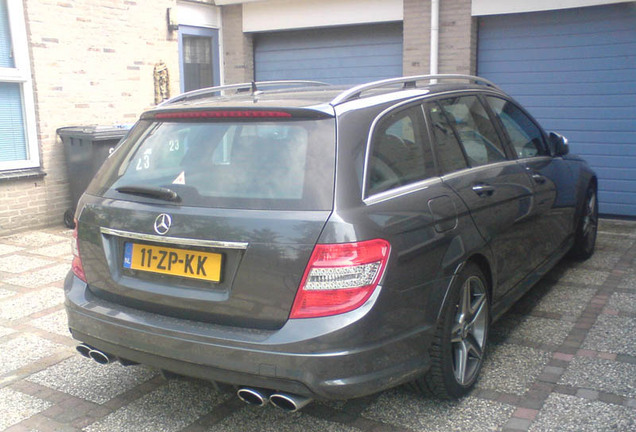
{"left": 221, "top": 5, "right": 254, "bottom": 84}
{"left": 403, "top": 0, "right": 476, "bottom": 76}
{"left": 0, "top": 0, "right": 180, "bottom": 235}
{"left": 438, "top": 0, "right": 476, "bottom": 74}
{"left": 403, "top": 0, "right": 431, "bottom": 76}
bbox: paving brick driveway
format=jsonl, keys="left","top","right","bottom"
{"left": 1, "top": 220, "right": 635, "bottom": 432}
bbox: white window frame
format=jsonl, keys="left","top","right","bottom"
{"left": 0, "top": 0, "right": 39, "bottom": 171}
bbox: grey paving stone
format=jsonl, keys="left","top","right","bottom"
{"left": 362, "top": 389, "right": 514, "bottom": 432}
{"left": 608, "top": 292, "right": 636, "bottom": 314}
{"left": 207, "top": 406, "right": 361, "bottom": 432}
{"left": 492, "top": 315, "right": 573, "bottom": 346}
{"left": 477, "top": 343, "right": 551, "bottom": 395}
{"left": 83, "top": 380, "right": 229, "bottom": 432}
{"left": 0, "top": 243, "right": 24, "bottom": 256}
{"left": 0, "top": 287, "right": 15, "bottom": 299}
{"left": 0, "top": 334, "right": 65, "bottom": 376}
{"left": 0, "top": 387, "right": 52, "bottom": 430}
{"left": 596, "top": 235, "right": 634, "bottom": 253}
{"left": 31, "top": 242, "right": 72, "bottom": 259}
{"left": 0, "top": 288, "right": 64, "bottom": 321}
{"left": 532, "top": 285, "right": 596, "bottom": 317}
{"left": 4, "top": 263, "right": 71, "bottom": 288}
{"left": 559, "top": 356, "right": 636, "bottom": 398}
{"left": 2, "top": 231, "right": 70, "bottom": 247}
{"left": 0, "top": 255, "right": 54, "bottom": 274}
{"left": 576, "top": 251, "right": 622, "bottom": 270}
{"left": 0, "top": 325, "right": 15, "bottom": 338}
{"left": 618, "top": 270, "right": 636, "bottom": 291}
{"left": 557, "top": 267, "right": 609, "bottom": 286}
{"left": 30, "top": 309, "right": 71, "bottom": 336}
{"left": 529, "top": 393, "right": 636, "bottom": 432}
{"left": 582, "top": 315, "right": 636, "bottom": 356}
{"left": 27, "top": 357, "right": 158, "bottom": 404}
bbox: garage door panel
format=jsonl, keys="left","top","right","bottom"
{"left": 255, "top": 23, "right": 402, "bottom": 85}
{"left": 573, "top": 144, "right": 636, "bottom": 157}
{"left": 479, "top": 42, "right": 636, "bottom": 63}
{"left": 482, "top": 70, "right": 636, "bottom": 85}
{"left": 478, "top": 3, "right": 636, "bottom": 216}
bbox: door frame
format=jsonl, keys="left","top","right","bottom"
{"left": 178, "top": 25, "right": 221, "bottom": 93}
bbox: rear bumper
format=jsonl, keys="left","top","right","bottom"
{"left": 64, "top": 272, "right": 434, "bottom": 399}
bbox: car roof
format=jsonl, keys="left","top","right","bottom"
{"left": 148, "top": 75, "right": 508, "bottom": 115}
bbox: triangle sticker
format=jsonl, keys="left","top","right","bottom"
{"left": 172, "top": 171, "right": 186, "bottom": 185}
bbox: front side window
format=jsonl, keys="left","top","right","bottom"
{"left": 366, "top": 105, "right": 434, "bottom": 197}
{"left": 437, "top": 96, "right": 507, "bottom": 167}
{"left": 427, "top": 102, "right": 468, "bottom": 174}
{"left": 89, "top": 118, "right": 336, "bottom": 211}
{"left": 486, "top": 96, "right": 547, "bottom": 159}
{"left": 0, "top": 0, "right": 38, "bottom": 171}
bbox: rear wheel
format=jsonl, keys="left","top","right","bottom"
{"left": 570, "top": 183, "right": 598, "bottom": 261}
{"left": 412, "top": 263, "right": 489, "bottom": 398}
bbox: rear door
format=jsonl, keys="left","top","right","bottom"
{"left": 425, "top": 95, "right": 536, "bottom": 298}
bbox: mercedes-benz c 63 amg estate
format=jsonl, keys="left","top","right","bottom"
{"left": 65, "top": 75, "right": 598, "bottom": 411}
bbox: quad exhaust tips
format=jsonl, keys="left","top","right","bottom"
{"left": 269, "top": 392, "right": 312, "bottom": 412}
{"left": 237, "top": 387, "right": 313, "bottom": 412}
{"left": 76, "top": 343, "right": 115, "bottom": 365}
{"left": 237, "top": 387, "right": 271, "bottom": 407}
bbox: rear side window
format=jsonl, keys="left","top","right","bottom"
{"left": 486, "top": 96, "right": 547, "bottom": 158}
{"left": 366, "top": 105, "right": 434, "bottom": 197}
{"left": 438, "top": 96, "right": 507, "bottom": 167}
{"left": 88, "top": 118, "right": 336, "bottom": 210}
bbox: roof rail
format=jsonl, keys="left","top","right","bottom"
{"left": 330, "top": 74, "right": 500, "bottom": 106}
{"left": 160, "top": 80, "right": 330, "bottom": 106}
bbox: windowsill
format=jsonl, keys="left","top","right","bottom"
{"left": 0, "top": 167, "right": 47, "bottom": 182}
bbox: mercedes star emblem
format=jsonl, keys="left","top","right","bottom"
{"left": 153, "top": 213, "right": 172, "bottom": 235}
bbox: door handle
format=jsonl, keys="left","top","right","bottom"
{"left": 532, "top": 173, "right": 547, "bottom": 185}
{"left": 472, "top": 184, "right": 495, "bottom": 197}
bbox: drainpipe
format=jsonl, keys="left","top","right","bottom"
{"left": 430, "top": 0, "right": 440, "bottom": 76}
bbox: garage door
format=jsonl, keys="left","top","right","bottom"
{"left": 254, "top": 23, "right": 402, "bottom": 85}
{"left": 478, "top": 3, "right": 636, "bottom": 216}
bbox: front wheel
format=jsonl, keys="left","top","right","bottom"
{"left": 412, "top": 263, "right": 490, "bottom": 398}
{"left": 569, "top": 183, "right": 598, "bottom": 261}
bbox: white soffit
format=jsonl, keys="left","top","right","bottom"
{"left": 243, "top": 0, "right": 403, "bottom": 33}
{"left": 472, "top": 0, "right": 635, "bottom": 16}
{"left": 177, "top": 0, "right": 221, "bottom": 28}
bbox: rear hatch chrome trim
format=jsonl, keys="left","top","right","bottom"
{"left": 100, "top": 227, "right": 249, "bottom": 250}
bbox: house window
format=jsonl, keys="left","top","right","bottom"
{"left": 0, "top": 0, "right": 38, "bottom": 171}
{"left": 178, "top": 26, "right": 220, "bottom": 92}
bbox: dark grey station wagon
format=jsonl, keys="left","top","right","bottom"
{"left": 65, "top": 75, "right": 598, "bottom": 411}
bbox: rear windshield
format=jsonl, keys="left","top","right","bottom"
{"left": 87, "top": 118, "right": 336, "bottom": 210}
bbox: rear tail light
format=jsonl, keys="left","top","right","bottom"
{"left": 290, "top": 239, "right": 391, "bottom": 319}
{"left": 71, "top": 220, "right": 87, "bottom": 282}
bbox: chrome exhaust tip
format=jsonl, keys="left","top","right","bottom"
{"left": 269, "top": 393, "right": 312, "bottom": 412}
{"left": 88, "top": 349, "right": 115, "bottom": 365}
{"left": 76, "top": 343, "right": 92, "bottom": 358}
{"left": 237, "top": 387, "right": 270, "bottom": 407}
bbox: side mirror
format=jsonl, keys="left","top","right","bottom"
{"left": 549, "top": 132, "right": 569, "bottom": 156}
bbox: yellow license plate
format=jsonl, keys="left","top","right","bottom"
{"left": 123, "top": 242, "right": 222, "bottom": 282}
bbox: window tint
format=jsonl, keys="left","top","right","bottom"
{"left": 428, "top": 102, "right": 468, "bottom": 174}
{"left": 366, "top": 106, "right": 433, "bottom": 197}
{"left": 90, "top": 119, "right": 336, "bottom": 211}
{"left": 438, "top": 96, "right": 507, "bottom": 167}
{"left": 486, "top": 97, "right": 546, "bottom": 159}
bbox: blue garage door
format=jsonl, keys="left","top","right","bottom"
{"left": 478, "top": 3, "right": 636, "bottom": 216}
{"left": 254, "top": 23, "right": 403, "bottom": 85}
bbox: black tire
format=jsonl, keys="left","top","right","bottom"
{"left": 63, "top": 209, "right": 76, "bottom": 229}
{"left": 569, "top": 183, "right": 598, "bottom": 261}
{"left": 412, "top": 263, "right": 490, "bottom": 399}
